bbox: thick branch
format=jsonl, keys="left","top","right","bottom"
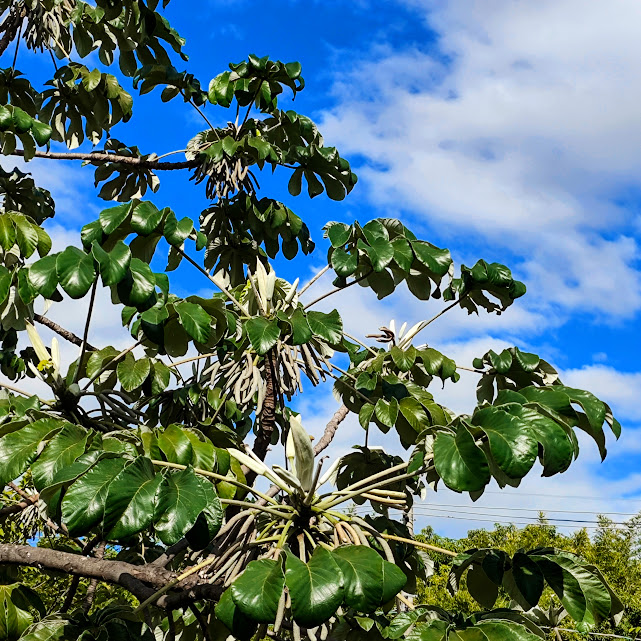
{"left": 10, "top": 149, "right": 199, "bottom": 170}
{"left": 0, "top": 543, "right": 174, "bottom": 601}
{"left": 314, "top": 405, "right": 349, "bottom": 456}
{"left": 253, "top": 353, "right": 277, "bottom": 461}
{"left": 34, "top": 314, "right": 96, "bottom": 350}
{"left": 244, "top": 352, "right": 278, "bottom": 487}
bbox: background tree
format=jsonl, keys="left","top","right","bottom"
{"left": 0, "top": 2, "right": 628, "bottom": 640}
{"left": 416, "top": 516, "right": 641, "bottom": 638}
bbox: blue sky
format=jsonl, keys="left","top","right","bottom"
{"left": 4, "top": 0, "right": 641, "bottom": 536}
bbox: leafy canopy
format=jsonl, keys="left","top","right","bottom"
{"left": 0, "top": 3, "right": 624, "bottom": 641}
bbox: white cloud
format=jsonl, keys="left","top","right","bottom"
{"left": 563, "top": 364, "right": 641, "bottom": 423}
{"left": 320, "top": 0, "right": 641, "bottom": 318}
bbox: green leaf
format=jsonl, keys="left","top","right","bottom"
{"left": 359, "top": 403, "right": 375, "bottom": 429}
{"left": 31, "top": 119, "right": 52, "bottom": 146}
{"left": 332, "top": 546, "right": 385, "bottom": 613}
{"left": 117, "top": 258, "right": 156, "bottom": 307}
{"left": 307, "top": 309, "right": 342, "bottom": 345}
{"left": 375, "top": 397, "right": 399, "bottom": 428}
{"left": 155, "top": 467, "right": 208, "bottom": 545}
{"left": 289, "top": 308, "right": 312, "bottom": 345}
{"left": 473, "top": 407, "right": 538, "bottom": 480}
{"left": 399, "top": 397, "right": 428, "bottom": 431}
{"left": 14, "top": 217, "right": 39, "bottom": 258}
{"left": 103, "top": 456, "right": 163, "bottom": 540}
{"left": 31, "top": 423, "right": 88, "bottom": 491}
{"left": 510, "top": 552, "right": 545, "bottom": 609}
{"left": 131, "top": 201, "right": 164, "bottom": 235}
{"left": 231, "top": 559, "right": 285, "bottom": 623}
{"left": 0, "top": 216, "right": 16, "bottom": 251}
{"left": 158, "top": 425, "right": 194, "bottom": 466}
{"left": 186, "top": 476, "right": 223, "bottom": 548}
{"left": 487, "top": 349, "right": 513, "bottom": 373}
{"left": 0, "top": 419, "right": 62, "bottom": 488}
{"left": 503, "top": 404, "right": 573, "bottom": 476}
{"left": 176, "top": 301, "right": 212, "bottom": 343}
{"left": 0, "top": 265, "right": 11, "bottom": 304}
{"left": 391, "top": 345, "right": 417, "bottom": 372}
{"left": 466, "top": 563, "right": 499, "bottom": 608}
{"left": 56, "top": 247, "right": 96, "bottom": 299}
{"left": 433, "top": 424, "right": 490, "bottom": 492}
{"left": 331, "top": 247, "right": 358, "bottom": 277}
{"left": 288, "top": 167, "right": 303, "bottom": 196}
{"left": 28, "top": 255, "right": 58, "bottom": 299}
{"left": 215, "top": 589, "right": 258, "bottom": 640}
{"left": 163, "top": 212, "right": 194, "bottom": 246}
{"left": 362, "top": 237, "right": 394, "bottom": 272}
{"left": 117, "top": 354, "right": 151, "bottom": 392}
{"left": 61, "top": 457, "right": 127, "bottom": 536}
{"left": 532, "top": 553, "right": 611, "bottom": 625}
{"left": 327, "top": 222, "right": 351, "bottom": 247}
{"left": 391, "top": 237, "right": 413, "bottom": 272}
{"left": 92, "top": 240, "right": 131, "bottom": 286}
{"left": 475, "top": 620, "right": 541, "bottom": 641}
{"left": 99, "top": 202, "right": 132, "bottom": 234}
{"left": 246, "top": 317, "right": 281, "bottom": 354}
{"left": 411, "top": 241, "right": 452, "bottom": 276}
{"left": 285, "top": 547, "right": 344, "bottom": 627}
{"left": 381, "top": 559, "right": 407, "bottom": 603}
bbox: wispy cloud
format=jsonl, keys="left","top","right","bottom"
{"left": 320, "top": 0, "right": 641, "bottom": 319}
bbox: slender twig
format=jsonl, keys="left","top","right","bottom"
{"left": 81, "top": 341, "right": 141, "bottom": 391}
{"left": 185, "top": 92, "right": 216, "bottom": 131}
{"left": 11, "top": 20, "right": 21, "bottom": 69}
{"left": 318, "top": 471, "right": 421, "bottom": 510}
{"left": 219, "top": 498, "right": 292, "bottom": 520}
{"left": 303, "top": 270, "right": 372, "bottom": 310}
{"left": 155, "top": 149, "right": 188, "bottom": 160}
{"left": 33, "top": 314, "right": 95, "bottom": 349}
{"left": 317, "top": 462, "right": 408, "bottom": 500}
{"left": 175, "top": 247, "right": 250, "bottom": 316}
{"left": 9, "top": 149, "right": 199, "bottom": 170}
{"left": 343, "top": 331, "right": 378, "bottom": 356}
{"left": 299, "top": 265, "right": 329, "bottom": 296}
{"left": 150, "top": 460, "right": 280, "bottom": 506}
{"left": 73, "top": 279, "right": 97, "bottom": 384}
{"left": 0, "top": 381, "right": 54, "bottom": 405}
{"left": 379, "top": 533, "right": 457, "bottom": 557}
{"left": 295, "top": 359, "right": 371, "bottom": 405}
{"left": 189, "top": 604, "right": 213, "bottom": 641}
{"left": 169, "top": 352, "right": 217, "bottom": 369}
{"left": 397, "top": 296, "right": 468, "bottom": 348}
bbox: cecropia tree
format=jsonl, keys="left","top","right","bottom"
{"left": 0, "top": 2, "right": 625, "bottom": 640}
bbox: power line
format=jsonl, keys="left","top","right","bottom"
{"left": 409, "top": 506, "right": 633, "bottom": 526}
{"left": 411, "top": 503, "right": 640, "bottom": 517}
{"left": 484, "top": 490, "right": 641, "bottom": 502}
{"left": 351, "top": 508, "right": 635, "bottom": 530}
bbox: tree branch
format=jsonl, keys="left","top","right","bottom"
{"left": 9, "top": 149, "right": 200, "bottom": 171}
{"left": 314, "top": 405, "right": 349, "bottom": 456}
{"left": 0, "top": 543, "right": 174, "bottom": 602}
{"left": 0, "top": 493, "right": 38, "bottom": 517}
{"left": 245, "top": 351, "right": 278, "bottom": 488}
{"left": 34, "top": 314, "right": 96, "bottom": 350}
{"left": 303, "top": 270, "right": 373, "bottom": 310}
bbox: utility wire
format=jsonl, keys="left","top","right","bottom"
{"left": 351, "top": 508, "right": 637, "bottom": 530}
{"left": 408, "top": 503, "right": 640, "bottom": 517}
{"left": 484, "top": 490, "right": 641, "bottom": 502}
{"left": 408, "top": 506, "right": 634, "bottom": 526}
